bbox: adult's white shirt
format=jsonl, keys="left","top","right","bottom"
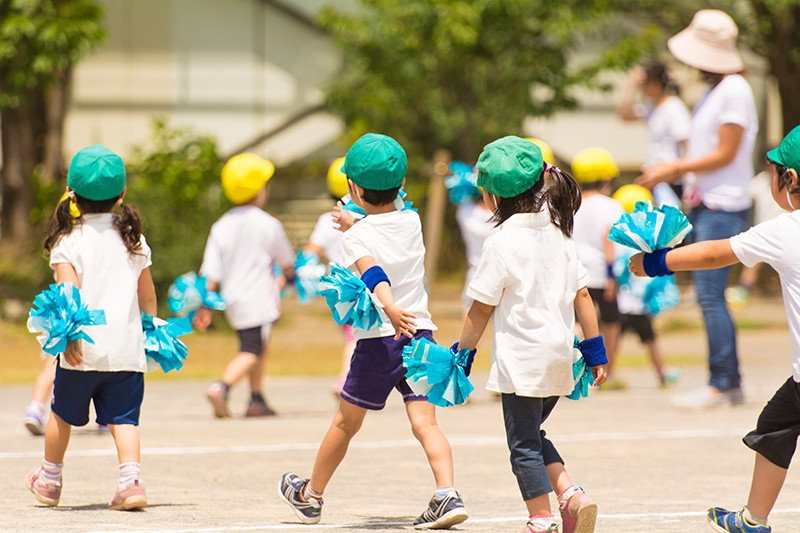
{"left": 573, "top": 194, "right": 625, "bottom": 289}
{"left": 467, "top": 211, "right": 589, "bottom": 397}
{"left": 340, "top": 209, "right": 436, "bottom": 340}
{"left": 730, "top": 210, "right": 800, "bottom": 382}
{"left": 200, "top": 205, "right": 294, "bottom": 329}
{"left": 49, "top": 213, "right": 151, "bottom": 372}
{"left": 685, "top": 74, "right": 758, "bottom": 211}
{"left": 455, "top": 202, "right": 497, "bottom": 307}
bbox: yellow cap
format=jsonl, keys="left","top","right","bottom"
{"left": 571, "top": 147, "right": 619, "bottom": 183}
{"left": 525, "top": 137, "right": 554, "bottom": 164}
{"left": 327, "top": 157, "right": 348, "bottom": 199}
{"left": 613, "top": 184, "right": 653, "bottom": 213}
{"left": 221, "top": 153, "right": 275, "bottom": 204}
{"left": 58, "top": 191, "right": 81, "bottom": 218}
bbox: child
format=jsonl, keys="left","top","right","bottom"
{"left": 571, "top": 147, "right": 626, "bottom": 389}
{"left": 455, "top": 136, "right": 608, "bottom": 533}
{"left": 26, "top": 144, "right": 155, "bottom": 510}
{"left": 194, "top": 153, "right": 295, "bottom": 418}
{"left": 24, "top": 357, "right": 56, "bottom": 436}
{"left": 629, "top": 125, "right": 800, "bottom": 533}
{"left": 278, "top": 133, "right": 468, "bottom": 529}
{"left": 302, "top": 157, "right": 357, "bottom": 395}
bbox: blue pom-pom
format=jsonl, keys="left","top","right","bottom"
{"left": 445, "top": 161, "right": 481, "bottom": 205}
{"left": 294, "top": 251, "right": 326, "bottom": 305}
{"left": 27, "top": 282, "right": 107, "bottom": 356}
{"left": 402, "top": 337, "right": 474, "bottom": 407}
{"left": 318, "top": 263, "right": 384, "bottom": 329}
{"left": 142, "top": 314, "right": 192, "bottom": 373}
{"left": 340, "top": 187, "right": 416, "bottom": 215}
{"left": 567, "top": 337, "right": 595, "bottom": 400}
{"left": 167, "top": 272, "right": 225, "bottom": 318}
{"left": 608, "top": 201, "right": 692, "bottom": 253}
{"left": 614, "top": 252, "right": 680, "bottom": 316}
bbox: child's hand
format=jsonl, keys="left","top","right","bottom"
{"left": 384, "top": 303, "right": 417, "bottom": 340}
{"left": 63, "top": 339, "right": 83, "bottom": 367}
{"left": 592, "top": 363, "right": 608, "bottom": 387}
{"left": 628, "top": 253, "right": 646, "bottom": 277}
{"left": 332, "top": 201, "right": 357, "bottom": 232}
{"left": 192, "top": 307, "right": 212, "bottom": 332}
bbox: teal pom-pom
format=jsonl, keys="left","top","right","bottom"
{"left": 567, "top": 337, "right": 595, "bottom": 401}
{"left": 608, "top": 201, "right": 693, "bottom": 253}
{"left": 295, "top": 251, "right": 326, "bottom": 305}
{"left": 167, "top": 272, "right": 225, "bottom": 318}
{"left": 445, "top": 162, "right": 481, "bottom": 205}
{"left": 142, "top": 314, "right": 192, "bottom": 373}
{"left": 319, "top": 263, "right": 384, "bottom": 329}
{"left": 27, "top": 282, "right": 106, "bottom": 356}
{"left": 402, "top": 337, "right": 474, "bottom": 407}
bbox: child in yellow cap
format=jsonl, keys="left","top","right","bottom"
{"left": 193, "top": 153, "right": 295, "bottom": 418}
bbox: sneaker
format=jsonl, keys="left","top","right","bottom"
{"left": 708, "top": 507, "right": 771, "bottom": 533}
{"left": 599, "top": 376, "right": 628, "bottom": 391}
{"left": 245, "top": 396, "right": 277, "bottom": 417}
{"left": 25, "top": 467, "right": 61, "bottom": 506}
{"left": 413, "top": 490, "right": 469, "bottom": 529}
{"left": 727, "top": 387, "right": 745, "bottom": 406}
{"left": 559, "top": 487, "right": 597, "bottom": 533}
{"left": 206, "top": 381, "right": 231, "bottom": 418}
{"left": 109, "top": 479, "right": 147, "bottom": 510}
{"left": 659, "top": 368, "right": 682, "bottom": 388}
{"left": 522, "top": 515, "right": 561, "bottom": 533}
{"left": 278, "top": 473, "right": 322, "bottom": 524}
{"left": 24, "top": 403, "right": 46, "bottom": 436}
{"left": 672, "top": 386, "right": 727, "bottom": 409}
{"left": 726, "top": 286, "right": 750, "bottom": 312}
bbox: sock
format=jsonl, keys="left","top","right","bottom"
{"left": 434, "top": 486, "right": 455, "bottom": 499}
{"left": 251, "top": 391, "right": 264, "bottom": 402}
{"left": 744, "top": 507, "right": 768, "bottom": 526}
{"left": 118, "top": 462, "right": 142, "bottom": 487}
{"left": 557, "top": 484, "right": 583, "bottom": 505}
{"left": 41, "top": 460, "right": 63, "bottom": 484}
{"left": 302, "top": 483, "right": 322, "bottom": 501}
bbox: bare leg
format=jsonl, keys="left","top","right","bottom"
{"left": 644, "top": 339, "right": 668, "bottom": 381}
{"left": 221, "top": 352, "right": 259, "bottom": 388}
{"left": 248, "top": 347, "right": 267, "bottom": 394}
{"left": 546, "top": 462, "right": 571, "bottom": 496}
{"left": 406, "top": 400, "right": 453, "bottom": 488}
{"left": 44, "top": 412, "right": 72, "bottom": 464}
{"left": 746, "top": 452, "right": 787, "bottom": 519}
{"left": 524, "top": 494, "right": 552, "bottom": 517}
{"left": 108, "top": 424, "right": 141, "bottom": 464}
{"left": 32, "top": 357, "right": 57, "bottom": 404}
{"left": 308, "top": 399, "right": 367, "bottom": 494}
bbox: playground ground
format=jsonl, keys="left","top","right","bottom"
{"left": 1, "top": 293, "right": 799, "bottom": 532}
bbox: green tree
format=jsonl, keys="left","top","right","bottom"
{"left": 0, "top": 0, "right": 105, "bottom": 244}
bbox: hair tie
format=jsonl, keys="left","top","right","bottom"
{"left": 545, "top": 163, "right": 560, "bottom": 174}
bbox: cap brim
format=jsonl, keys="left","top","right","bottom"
{"left": 668, "top": 30, "right": 743, "bottom": 74}
{"left": 766, "top": 146, "right": 784, "bottom": 167}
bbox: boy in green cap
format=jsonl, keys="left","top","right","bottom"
{"left": 629, "top": 124, "right": 800, "bottom": 533}
{"left": 279, "top": 133, "right": 468, "bottom": 530}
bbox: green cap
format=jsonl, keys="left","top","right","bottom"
{"left": 342, "top": 133, "right": 407, "bottom": 190}
{"left": 767, "top": 125, "right": 800, "bottom": 173}
{"left": 476, "top": 136, "right": 544, "bottom": 198}
{"left": 67, "top": 145, "right": 126, "bottom": 201}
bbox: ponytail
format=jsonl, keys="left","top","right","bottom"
{"left": 44, "top": 196, "right": 79, "bottom": 255}
{"left": 113, "top": 201, "right": 144, "bottom": 255}
{"left": 543, "top": 165, "right": 581, "bottom": 237}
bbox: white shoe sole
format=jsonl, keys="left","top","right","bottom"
{"left": 25, "top": 419, "right": 45, "bottom": 436}
{"left": 414, "top": 508, "right": 469, "bottom": 529}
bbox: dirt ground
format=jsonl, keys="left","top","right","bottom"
{"left": 2, "top": 296, "right": 799, "bottom": 532}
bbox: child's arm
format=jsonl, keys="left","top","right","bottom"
{"left": 192, "top": 279, "right": 219, "bottom": 332}
{"left": 603, "top": 227, "right": 617, "bottom": 301}
{"left": 55, "top": 263, "right": 83, "bottom": 367}
{"left": 456, "top": 300, "right": 494, "bottom": 351}
{"left": 137, "top": 267, "right": 157, "bottom": 316}
{"left": 628, "top": 239, "right": 738, "bottom": 276}
{"left": 354, "top": 255, "right": 416, "bottom": 340}
{"left": 574, "top": 286, "right": 608, "bottom": 386}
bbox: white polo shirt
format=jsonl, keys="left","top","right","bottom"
{"left": 730, "top": 211, "right": 800, "bottom": 382}
{"left": 467, "top": 211, "right": 589, "bottom": 397}
{"left": 340, "top": 209, "right": 436, "bottom": 340}
{"left": 686, "top": 74, "right": 757, "bottom": 211}
{"left": 200, "top": 206, "right": 294, "bottom": 329}
{"left": 573, "top": 194, "right": 624, "bottom": 289}
{"left": 49, "top": 213, "right": 151, "bottom": 372}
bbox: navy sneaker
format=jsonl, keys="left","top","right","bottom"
{"left": 708, "top": 507, "right": 771, "bottom": 533}
{"left": 278, "top": 473, "right": 322, "bottom": 524}
{"left": 413, "top": 490, "right": 468, "bottom": 529}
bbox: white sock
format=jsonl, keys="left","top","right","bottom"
{"left": 302, "top": 483, "right": 322, "bottom": 501}
{"left": 41, "top": 460, "right": 63, "bottom": 484}
{"left": 744, "top": 507, "right": 768, "bottom": 526}
{"left": 557, "top": 484, "right": 583, "bottom": 505}
{"left": 434, "top": 486, "right": 455, "bottom": 499}
{"left": 118, "top": 462, "right": 142, "bottom": 487}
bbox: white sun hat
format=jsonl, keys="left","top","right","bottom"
{"left": 667, "top": 9, "right": 744, "bottom": 74}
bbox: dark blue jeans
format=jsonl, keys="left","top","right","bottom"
{"left": 690, "top": 205, "right": 749, "bottom": 391}
{"left": 501, "top": 394, "right": 564, "bottom": 501}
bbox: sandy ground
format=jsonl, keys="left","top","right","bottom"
{"left": 2, "top": 299, "right": 799, "bottom": 532}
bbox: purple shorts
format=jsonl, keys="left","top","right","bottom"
{"left": 340, "top": 330, "right": 432, "bottom": 410}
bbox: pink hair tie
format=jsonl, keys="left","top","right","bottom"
{"left": 545, "top": 163, "right": 560, "bottom": 173}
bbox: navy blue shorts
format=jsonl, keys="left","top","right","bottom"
{"left": 340, "top": 330, "right": 431, "bottom": 410}
{"left": 52, "top": 364, "right": 144, "bottom": 426}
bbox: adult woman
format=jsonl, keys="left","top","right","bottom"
{"left": 636, "top": 9, "right": 757, "bottom": 409}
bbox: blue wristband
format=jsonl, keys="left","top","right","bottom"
{"left": 450, "top": 342, "right": 477, "bottom": 377}
{"left": 642, "top": 248, "right": 673, "bottom": 277}
{"left": 578, "top": 335, "right": 608, "bottom": 367}
{"left": 361, "top": 266, "right": 391, "bottom": 292}
{"left": 606, "top": 263, "right": 615, "bottom": 279}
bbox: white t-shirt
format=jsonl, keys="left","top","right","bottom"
{"left": 49, "top": 213, "right": 152, "bottom": 372}
{"left": 467, "top": 211, "right": 589, "bottom": 397}
{"left": 200, "top": 206, "right": 294, "bottom": 329}
{"left": 309, "top": 211, "right": 344, "bottom": 264}
{"left": 340, "top": 209, "right": 436, "bottom": 340}
{"left": 730, "top": 211, "right": 800, "bottom": 382}
{"left": 749, "top": 171, "right": 784, "bottom": 225}
{"left": 642, "top": 95, "right": 691, "bottom": 166}
{"left": 573, "top": 194, "right": 625, "bottom": 289}
{"left": 455, "top": 203, "right": 497, "bottom": 307}
{"left": 686, "top": 74, "right": 758, "bottom": 211}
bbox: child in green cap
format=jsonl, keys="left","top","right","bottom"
{"left": 629, "top": 125, "right": 800, "bottom": 533}
{"left": 453, "top": 135, "right": 608, "bottom": 533}
{"left": 26, "top": 144, "right": 156, "bottom": 511}
{"left": 279, "top": 133, "right": 468, "bottom": 530}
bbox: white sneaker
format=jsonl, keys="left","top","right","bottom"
{"left": 24, "top": 403, "right": 46, "bottom": 436}
{"left": 672, "top": 386, "right": 727, "bottom": 409}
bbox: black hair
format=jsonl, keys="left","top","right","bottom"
{"left": 767, "top": 156, "right": 800, "bottom": 197}
{"left": 578, "top": 179, "right": 611, "bottom": 192}
{"left": 490, "top": 167, "right": 581, "bottom": 237}
{"left": 359, "top": 185, "right": 401, "bottom": 206}
{"left": 699, "top": 70, "right": 725, "bottom": 87}
{"left": 44, "top": 193, "right": 145, "bottom": 256}
{"left": 645, "top": 62, "right": 680, "bottom": 96}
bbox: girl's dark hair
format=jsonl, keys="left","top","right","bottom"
{"left": 645, "top": 62, "right": 680, "bottom": 96}
{"left": 491, "top": 167, "right": 582, "bottom": 237}
{"left": 767, "top": 156, "right": 800, "bottom": 197}
{"left": 44, "top": 193, "right": 144, "bottom": 256}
